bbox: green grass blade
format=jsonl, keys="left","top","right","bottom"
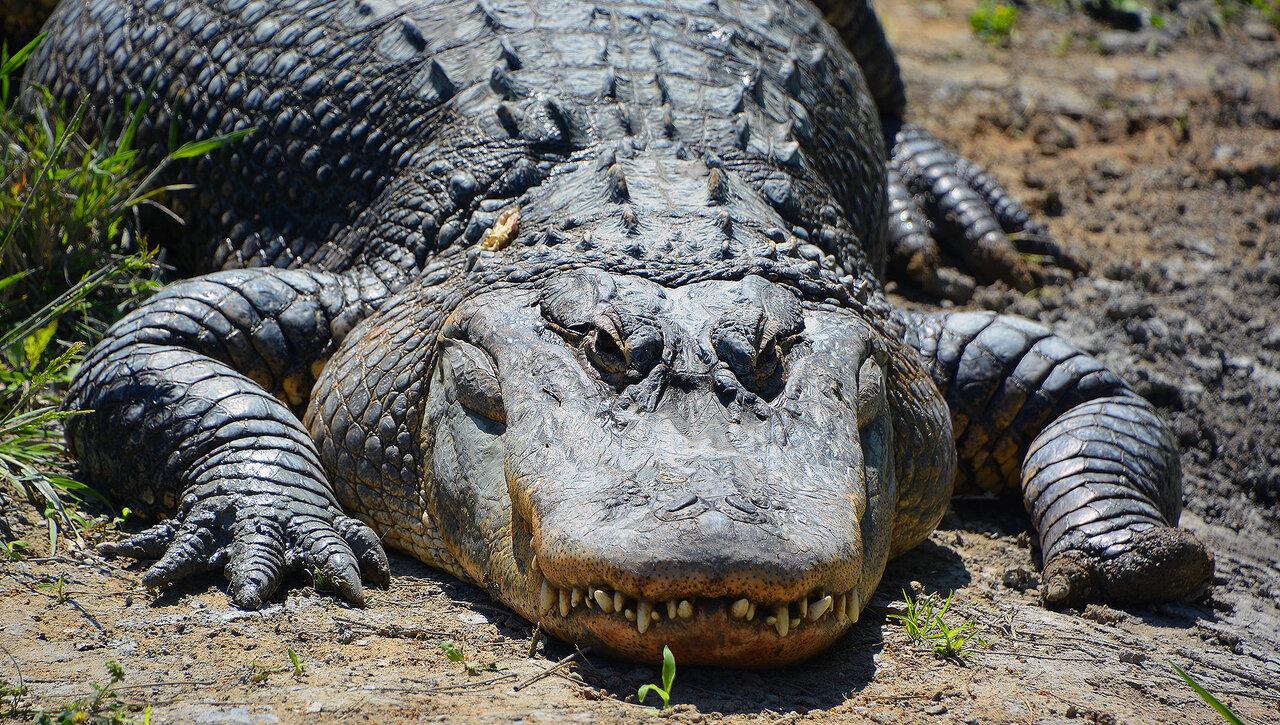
{"left": 1171, "top": 663, "right": 1248, "bottom": 725}
{"left": 0, "top": 33, "right": 47, "bottom": 77}
{"left": 660, "top": 645, "right": 676, "bottom": 694}
{"left": 170, "top": 128, "right": 255, "bottom": 160}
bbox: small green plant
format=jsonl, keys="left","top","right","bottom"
{"left": 0, "top": 538, "right": 27, "bottom": 559}
{"left": 287, "top": 648, "right": 307, "bottom": 677}
{"left": 33, "top": 660, "right": 149, "bottom": 724}
{"left": 1, "top": 678, "right": 30, "bottom": 718}
{"left": 37, "top": 573, "right": 68, "bottom": 603}
{"left": 246, "top": 659, "right": 285, "bottom": 684}
{"left": 970, "top": 1, "right": 1019, "bottom": 45}
{"left": 637, "top": 645, "right": 676, "bottom": 710}
{"left": 439, "top": 641, "right": 498, "bottom": 676}
{"left": 1171, "top": 663, "right": 1249, "bottom": 725}
{"left": 888, "top": 590, "right": 989, "bottom": 659}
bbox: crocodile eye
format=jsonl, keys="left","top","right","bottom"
{"left": 586, "top": 323, "right": 627, "bottom": 376}
{"left": 584, "top": 314, "right": 662, "bottom": 382}
{"left": 440, "top": 338, "right": 506, "bottom": 425}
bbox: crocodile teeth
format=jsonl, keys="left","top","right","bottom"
{"left": 624, "top": 608, "right": 637, "bottom": 621}
{"left": 570, "top": 587, "right": 583, "bottom": 608}
{"left": 774, "top": 605, "right": 789, "bottom": 637}
{"left": 637, "top": 600, "right": 653, "bottom": 634}
{"left": 613, "top": 591, "right": 625, "bottom": 613}
{"left": 593, "top": 589, "right": 613, "bottom": 612}
{"left": 836, "top": 594, "right": 849, "bottom": 624}
{"left": 559, "top": 588, "right": 571, "bottom": 617}
{"left": 798, "top": 597, "right": 808, "bottom": 619}
{"left": 666, "top": 600, "right": 678, "bottom": 620}
{"left": 848, "top": 590, "right": 862, "bottom": 624}
{"left": 730, "top": 598, "right": 750, "bottom": 619}
{"left": 677, "top": 600, "right": 693, "bottom": 619}
{"left": 746, "top": 601, "right": 757, "bottom": 621}
{"left": 540, "top": 581, "right": 556, "bottom": 615}
{"left": 808, "top": 595, "right": 833, "bottom": 621}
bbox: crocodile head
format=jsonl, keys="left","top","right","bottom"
{"left": 423, "top": 267, "right": 900, "bottom": 665}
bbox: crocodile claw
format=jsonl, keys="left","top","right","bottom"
{"left": 100, "top": 494, "right": 390, "bottom": 609}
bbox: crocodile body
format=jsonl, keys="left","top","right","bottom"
{"left": 31, "top": 0, "right": 1211, "bottom": 665}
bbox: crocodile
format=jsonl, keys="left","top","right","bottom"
{"left": 29, "top": 0, "right": 1213, "bottom": 665}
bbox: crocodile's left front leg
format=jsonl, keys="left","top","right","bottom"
{"left": 900, "top": 310, "right": 1213, "bottom": 606}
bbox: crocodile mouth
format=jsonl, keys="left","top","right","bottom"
{"left": 534, "top": 579, "right": 863, "bottom": 635}
{"left": 524, "top": 574, "right": 866, "bottom": 665}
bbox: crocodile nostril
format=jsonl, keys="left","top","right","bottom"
{"left": 665, "top": 494, "right": 700, "bottom": 513}
{"left": 724, "top": 494, "right": 758, "bottom": 515}
{"left": 655, "top": 493, "right": 707, "bottom": 521}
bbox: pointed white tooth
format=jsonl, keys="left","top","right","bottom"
{"left": 613, "top": 591, "right": 625, "bottom": 612}
{"left": 836, "top": 594, "right": 849, "bottom": 623}
{"left": 540, "top": 581, "right": 555, "bottom": 614}
{"left": 774, "top": 605, "right": 789, "bottom": 637}
{"left": 559, "top": 588, "right": 570, "bottom": 617}
{"left": 678, "top": 600, "right": 693, "bottom": 619}
{"left": 571, "top": 587, "right": 583, "bottom": 608}
{"left": 624, "top": 608, "right": 637, "bottom": 621}
{"left": 530, "top": 554, "right": 538, "bottom": 571}
{"left": 637, "top": 600, "right": 653, "bottom": 633}
{"left": 746, "top": 601, "right": 756, "bottom": 621}
{"left": 730, "top": 598, "right": 750, "bottom": 619}
{"left": 808, "top": 595, "right": 833, "bottom": 621}
{"left": 790, "top": 616, "right": 801, "bottom": 630}
{"left": 849, "top": 590, "right": 862, "bottom": 624}
{"left": 667, "top": 600, "right": 678, "bottom": 619}
{"left": 593, "top": 589, "right": 613, "bottom": 612}
{"left": 798, "top": 597, "right": 808, "bottom": 618}
{"left": 585, "top": 592, "right": 595, "bottom": 609}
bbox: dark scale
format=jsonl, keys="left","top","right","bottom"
{"left": 31, "top": 0, "right": 1212, "bottom": 665}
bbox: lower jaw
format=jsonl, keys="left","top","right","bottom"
{"left": 534, "top": 605, "right": 853, "bottom": 666}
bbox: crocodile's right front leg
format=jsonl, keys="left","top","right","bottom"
{"left": 67, "top": 268, "right": 392, "bottom": 608}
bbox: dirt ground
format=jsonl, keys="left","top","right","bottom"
{"left": 4, "top": 1, "right": 1280, "bottom": 723}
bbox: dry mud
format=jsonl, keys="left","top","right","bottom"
{"left": 3, "top": 1, "right": 1280, "bottom": 723}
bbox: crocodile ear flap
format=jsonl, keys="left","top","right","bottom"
{"left": 438, "top": 336, "right": 506, "bottom": 425}
{"left": 438, "top": 312, "right": 506, "bottom": 425}
{"left": 539, "top": 268, "right": 615, "bottom": 329}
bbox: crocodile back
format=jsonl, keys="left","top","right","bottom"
{"left": 28, "top": 0, "right": 887, "bottom": 284}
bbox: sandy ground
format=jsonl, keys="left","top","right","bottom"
{"left": 3, "top": 1, "right": 1280, "bottom": 723}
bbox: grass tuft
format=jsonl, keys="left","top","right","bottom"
{"left": 888, "top": 590, "right": 990, "bottom": 660}
{"left": 970, "top": 1, "right": 1019, "bottom": 45}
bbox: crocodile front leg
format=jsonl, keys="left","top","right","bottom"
{"left": 67, "top": 268, "right": 393, "bottom": 608}
{"left": 900, "top": 310, "right": 1213, "bottom": 606}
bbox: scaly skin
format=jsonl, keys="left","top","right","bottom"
{"left": 33, "top": 0, "right": 1212, "bottom": 665}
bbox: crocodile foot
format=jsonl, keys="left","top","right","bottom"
{"left": 100, "top": 492, "right": 390, "bottom": 609}
{"left": 1041, "top": 526, "right": 1214, "bottom": 609}
{"left": 886, "top": 121, "right": 1086, "bottom": 300}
